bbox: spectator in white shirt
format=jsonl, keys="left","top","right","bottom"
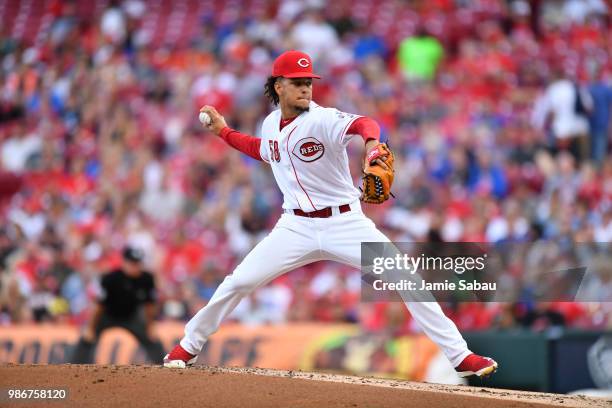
{"left": 532, "top": 68, "right": 592, "bottom": 161}
{"left": 290, "top": 8, "right": 339, "bottom": 64}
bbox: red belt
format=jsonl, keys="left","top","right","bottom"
{"left": 292, "top": 204, "right": 351, "bottom": 218}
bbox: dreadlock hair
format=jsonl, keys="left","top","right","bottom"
{"left": 264, "top": 76, "right": 280, "bottom": 106}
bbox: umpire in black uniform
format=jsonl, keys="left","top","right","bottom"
{"left": 71, "top": 246, "right": 165, "bottom": 363}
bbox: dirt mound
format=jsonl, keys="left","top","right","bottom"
{"left": 1, "top": 364, "right": 608, "bottom": 407}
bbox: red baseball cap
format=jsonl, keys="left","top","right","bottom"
{"left": 272, "top": 50, "right": 321, "bottom": 79}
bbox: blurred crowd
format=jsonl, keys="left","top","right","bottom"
{"left": 0, "top": 0, "right": 611, "bottom": 333}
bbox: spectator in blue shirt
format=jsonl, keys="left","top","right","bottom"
{"left": 588, "top": 69, "right": 612, "bottom": 165}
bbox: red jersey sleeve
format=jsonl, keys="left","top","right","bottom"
{"left": 218, "top": 127, "right": 263, "bottom": 161}
{"left": 346, "top": 117, "right": 380, "bottom": 143}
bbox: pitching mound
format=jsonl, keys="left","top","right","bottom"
{"left": 1, "top": 364, "right": 608, "bottom": 407}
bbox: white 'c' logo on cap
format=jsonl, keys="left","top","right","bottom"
{"left": 297, "top": 58, "right": 310, "bottom": 68}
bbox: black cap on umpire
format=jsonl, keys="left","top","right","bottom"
{"left": 122, "top": 246, "right": 145, "bottom": 263}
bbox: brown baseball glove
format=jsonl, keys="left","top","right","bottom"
{"left": 360, "top": 143, "right": 395, "bottom": 204}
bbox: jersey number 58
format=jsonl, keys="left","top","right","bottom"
{"left": 269, "top": 140, "right": 281, "bottom": 162}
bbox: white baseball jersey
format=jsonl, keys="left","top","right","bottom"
{"left": 258, "top": 101, "right": 363, "bottom": 211}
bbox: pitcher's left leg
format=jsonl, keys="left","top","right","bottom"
{"left": 323, "top": 211, "right": 473, "bottom": 367}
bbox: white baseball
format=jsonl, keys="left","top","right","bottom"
{"left": 199, "top": 111, "right": 212, "bottom": 125}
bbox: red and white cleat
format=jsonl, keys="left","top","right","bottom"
{"left": 163, "top": 344, "right": 197, "bottom": 368}
{"left": 455, "top": 354, "right": 498, "bottom": 378}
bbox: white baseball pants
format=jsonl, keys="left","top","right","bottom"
{"left": 180, "top": 202, "right": 472, "bottom": 367}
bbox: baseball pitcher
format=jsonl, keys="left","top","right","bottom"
{"left": 163, "top": 50, "right": 498, "bottom": 378}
